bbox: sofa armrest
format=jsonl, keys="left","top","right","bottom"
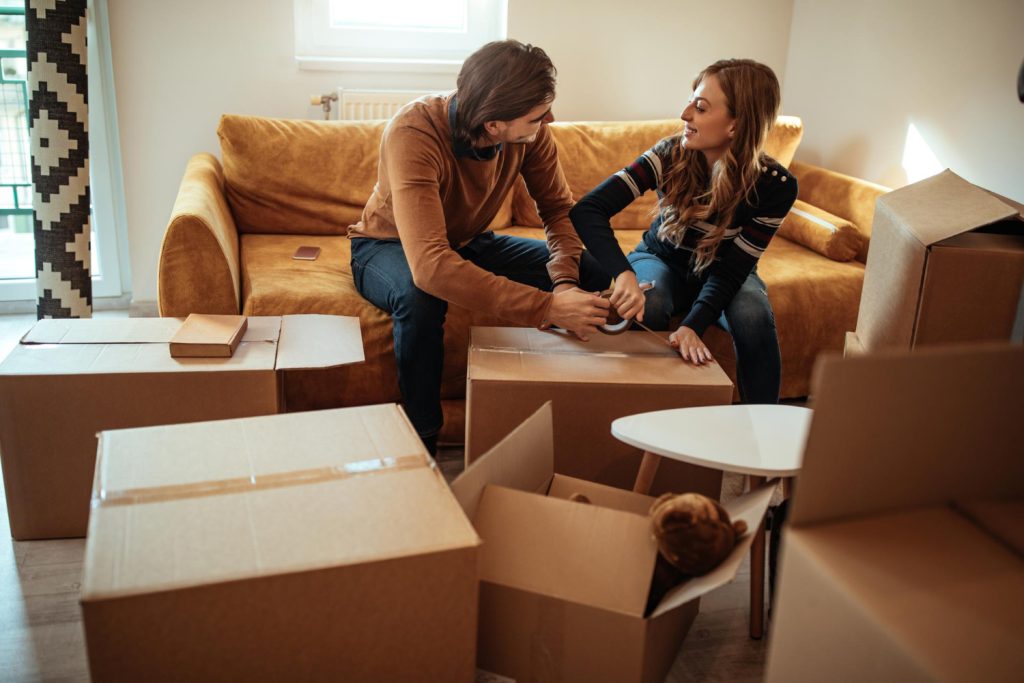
{"left": 158, "top": 153, "right": 241, "bottom": 316}
{"left": 788, "top": 160, "right": 890, "bottom": 263}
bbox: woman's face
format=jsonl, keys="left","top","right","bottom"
{"left": 680, "top": 74, "right": 735, "bottom": 160}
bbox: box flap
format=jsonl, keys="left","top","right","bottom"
{"left": 650, "top": 482, "right": 777, "bottom": 617}
{"left": 792, "top": 344, "right": 1024, "bottom": 527}
{"left": 771, "top": 507, "right": 1024, "bottom": 682}
{"left": 474, "top": 484, "right": 657, "bottom": 616}
{"left": 274, "top": 314, "right": 364, "bottom": 370}
{"left": 0, "top": 338, "right": 279, "bottom": 376}
{"left": 469, "top": 327, "right": 732, "bottom": 388}
{"left": 877, "top": 170, "right": 1017, "bottom": 246}
{"left": 83, "top": 404, "right": 480, "bottom": 599}
{"left": 18, "top": 316, "right": 283, "bottom": 345}
{"left": 22, "top": 317, "right": 185, "bottom": 344}
{"left": 451, "top": 402, "right": 554, "bottom": 521}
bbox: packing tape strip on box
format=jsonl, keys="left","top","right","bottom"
{"left": 92, "top": 453, "right": 429, "bottom": 508}
{"left": 474, "top": 345, "right": 676, "bottom": 359}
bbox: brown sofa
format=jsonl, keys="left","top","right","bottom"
{"left": 158, "top": 114, "right": 888, "bottom": 442}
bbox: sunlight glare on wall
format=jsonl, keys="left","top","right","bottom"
{"left": 902, "top": 122, "right": 944, "bottom": 184}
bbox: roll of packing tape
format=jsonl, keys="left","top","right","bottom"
{"left": 599, "top": 288, "right": 631, "bottom": 335}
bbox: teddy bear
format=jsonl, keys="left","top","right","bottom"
{"left": 646, "top": 492, "right": 748, "bottom": 614}
{"left": 567, "top": 490, "right": 748, "bottom": 614}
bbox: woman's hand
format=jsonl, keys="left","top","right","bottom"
{"left": 669, "top": 325, "right": 715, "bottom": 365}
{"left": 609, "top": 270, "right": 646, "bottom": 323}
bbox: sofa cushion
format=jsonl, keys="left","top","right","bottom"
{"left": 513, "top": 116, "right": 804, "bottom": 230}
{"left": 218, "top": 114, "right": 514, "bottom": 237}
{"left": 778, "top": 199, "right": 866, "bottom": 262}
{"left": 239, "top": 233, "right": 514, "bottom": 410}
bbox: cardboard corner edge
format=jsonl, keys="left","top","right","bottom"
{"left": 650, "top": 482, "right": 778, "bottom": 618}
{"left": 450, "top": 401, "right": 554, "bottom": 522}
{"left": 275, "top": 314, "right": 365, "bottom": 370}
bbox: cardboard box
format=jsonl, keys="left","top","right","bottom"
{"left": 466, "top": 327, "right": 734, "bottom": 495}
{"left": 856, "top": 170, "right": 1024, "bottom": 351}
{"left": 453, "top": 403, "right": 775, "bottom": 683}
{"left": 843, "top": 330, "right": 865, "bottom": 357}
{"left": 765, "top": 344, "right": 1024, "bottom": 683}
{"left": 168, "top": 312, "right": 247, "bottom": 357}
{"left": 0, "top": 314, "right": 363, "bottom": 540}
{"left": 81, "top": 404, "right": 480, "bottom": 682}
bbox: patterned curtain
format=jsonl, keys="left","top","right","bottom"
{"left": 26, "top": 0, "right": 90, "bottom": 319}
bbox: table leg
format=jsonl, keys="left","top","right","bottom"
{"left": 749, "top": 474, "right": 767, "bottom": 640}
{"left": 633, "top": 451, "right": 661, "bottom": 494}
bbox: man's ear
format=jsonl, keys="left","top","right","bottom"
{"left": 483, "top": 120, "right": 503, "bottom": 138}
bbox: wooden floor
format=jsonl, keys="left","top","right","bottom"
{"left": 0, "top": 312, "right": 772, "bottom": 682}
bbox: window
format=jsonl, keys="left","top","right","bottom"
{"left": 0, "top": 0, "right": 126, "bottom": 302}
{"left": 294, "top": 0, "right": 507, "bottom": 72}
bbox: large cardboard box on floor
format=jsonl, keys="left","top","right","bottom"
{"left": 856, "top": 170, "right": 1024, "bottom": 351}
{"left": 453, "top": 403, "right": 775, "bottom": 683}
{"left": 0, "top": 314, "right": 363, "bottom": 540}
{"left": 81, "top": 404, "right": 480, "bottom": 682}
{"left": 765, "top": 344, "right": 1024, "bottom": 683}
{"left": 466, "top": 327, "right": 734, "bottom": 494}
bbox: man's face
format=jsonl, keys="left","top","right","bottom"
{"left": 485, "top": 101, "right": 555, "bottom": 144}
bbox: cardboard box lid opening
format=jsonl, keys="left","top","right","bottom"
{"left": 452, "top": 402, "right": 776, "bottom": 619}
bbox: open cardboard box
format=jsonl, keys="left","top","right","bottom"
{"left": 81, "top": 403, "right": 479, "bottom": 682}
{"left": 453, "top": 402, "right": 775, "bottom": 683}
{"left": 856, "top": 170, "right": 1024, "bottom": 351}
{"left": 0, "top": 314, "right": 363, "bottom": 539}
{"left": 765, "top": 343, "right": 1024, "bottom": 683}
{"left": 466, "top": 327, "right": 734, "bottom": 495}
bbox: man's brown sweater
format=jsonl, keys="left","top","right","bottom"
{"left": 348, "top": 93, "right": 584, "bottom": 326}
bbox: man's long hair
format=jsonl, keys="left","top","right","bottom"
{"left": 658, "top": 59, "right": 781, "bottom": 273}
{"left": 454, "top": 40, "right": 556, "bottom": 146}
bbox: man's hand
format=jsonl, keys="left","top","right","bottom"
{"left": 543, "top": 287, "right": 610, "bottom": 341}
{"left": 669, "top": 325, "right": 715, "bottom": 365}
{"left": 609, "top": 270, "right": 646, "bottom": 323}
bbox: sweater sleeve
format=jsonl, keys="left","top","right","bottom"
{"left": 519, "top": 125, "right": 585, "bottom": 285}
{"left": 681, "top": 174, "right": 799, "bottom": 336}
{"left": 568, "top": 141, "right": 671, "bottom": 278}
{"left": 385, "top": 124, "right": 553, "bottom": 326}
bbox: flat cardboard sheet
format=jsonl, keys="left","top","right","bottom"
{"left": 275, "top": 314, "right": 364, "bottom": 370}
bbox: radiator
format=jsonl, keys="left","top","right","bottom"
{"left": 338, "top": 89, "right": 435, "bottom": 120}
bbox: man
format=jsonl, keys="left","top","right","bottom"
{"left": 348, "top": 40, "right": 610, "bottom": 453}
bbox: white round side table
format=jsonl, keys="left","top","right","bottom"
{"left": 612, "top": 404, "right": 812, "bottom": 639}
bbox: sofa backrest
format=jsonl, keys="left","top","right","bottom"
{"left": 216, "top": 113, "right": 802, "bottom": 236}
{"left": 514, "top": 116, "right": 804, "bottom": 230}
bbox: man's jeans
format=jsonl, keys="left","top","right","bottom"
{"left": 351, "top": 232, "right": 609, "bottom": 439}
{"left": 628, "top": 245, "right": 782, "bottom": 404}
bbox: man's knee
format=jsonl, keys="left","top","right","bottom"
{"left": 392, "top": 287, "right": 448, "bottom": 325}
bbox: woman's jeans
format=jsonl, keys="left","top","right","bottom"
{"left": 351, "top": 232, "right": 609, "bottom": 440}
{"left": 628, "top": 245, "right": 782, "bottom": 404}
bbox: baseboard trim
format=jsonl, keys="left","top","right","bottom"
{"left": 0, "top": 294, "right": 133, "bottom": 316}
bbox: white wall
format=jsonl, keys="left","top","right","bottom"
{"left": 108, "top": 0, "right": 794, "bottom": 305}
{"left": 782, "top": 0, "right": 1024, "bottom": 200}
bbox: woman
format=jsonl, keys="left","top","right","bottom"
{"left": 569, "top": 59, "right": 797, "bottom": 404}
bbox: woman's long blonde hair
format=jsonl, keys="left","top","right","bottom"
{"left": 657, "top": 59, "right": 781, "bottom": 272}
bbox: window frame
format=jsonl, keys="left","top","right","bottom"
{"left": 293, "top": 0, "right": 508, "bottom": 73}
